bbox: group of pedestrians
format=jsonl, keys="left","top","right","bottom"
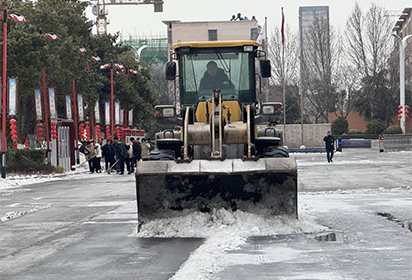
{"left": 101, "top": 137, "right": 151, "bottom": 175}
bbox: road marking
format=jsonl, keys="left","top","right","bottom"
{"left": 6, "top": 203, "right": 21, "bottom": 207}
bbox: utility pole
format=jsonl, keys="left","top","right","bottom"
{"left": 90, "top": 0, "right": 164, "bottom": 36}
{"left": 392, "top": 33, "right": 412, "bottom": 134}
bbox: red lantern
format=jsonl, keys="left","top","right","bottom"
{"left": 85, "top": 125, "right": 90, "bottom": 140}
{"left": 105, "top": 125, "right": 110, "bottom": 139}
{"left": 96, "top": 125, "right": 102, "bottom": 140}
{"left": 79, "top": 123, "right": 85, "bottom": 140}
{"left": 37, "top": 122, "right": 43, "bottom": 142}
{"left": 51, "top": 122, "right": 58, "bottom": 140}
{"left": 9, "top": 118, "right": 18, "bottom": 149}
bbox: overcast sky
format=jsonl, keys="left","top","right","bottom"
{"left": 85, "top": 0, "right": 412, "bottom": 39}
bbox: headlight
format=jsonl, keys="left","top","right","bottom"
{"left": 261, "top": 103, "right": 282, "bottom": 115}
{"left": 154, "top": 105, "right": 176, "bottom": 118}
{"left": 162, "top": 108, "right": 175, "bottom": 118}
{"left": 243, "top": 45, "right": 254, "bottom": 52}
{"left": 262, "top": 105, "right": 275, "bottom": 115}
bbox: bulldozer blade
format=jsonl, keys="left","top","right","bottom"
{"left": 135, "top": 158, "right": 297, "bottom": 230}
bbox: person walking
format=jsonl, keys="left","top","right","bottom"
{"left": 323, "top": 131, "right": 335, "bottom": 163}
{"left": 102, "top": 139, "right": 116, "bottom": 173}
{"left": 141, "top": 138, "right": 151, "bottom": 161}
{"left": 131, "top": 137, "right": 141, "bottom": 167}
{"left": 113, "top": 137, "right": 128, "bottom": 175}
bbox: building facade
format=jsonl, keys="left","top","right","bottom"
{"left": 299, "top": 6, "right": 330, "bottom": 83}
{"left": 163, "top": 20, "right": 260, "bottom": 60}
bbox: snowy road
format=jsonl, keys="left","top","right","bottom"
{"left": 1, "top": 149, "right": 412, "bottom": 279}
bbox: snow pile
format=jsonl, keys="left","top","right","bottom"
{"left": 0, "top": 170, "right": 98, "bottom": 191}
{"left": 1, "top": 204, "right": 51, "bottom": 222}
{"left": 301, "top": 185, "right": 412, "bottom": 195}
{"left": 137, "top": 208, "right": 326, "bottom": 280}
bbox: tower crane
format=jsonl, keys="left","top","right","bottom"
{"left": 89, "top": 0, "right": 164, "bottom": 36}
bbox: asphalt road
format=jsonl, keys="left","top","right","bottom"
{"left": 0, "top": 174, "right": 202, "bottom": 280}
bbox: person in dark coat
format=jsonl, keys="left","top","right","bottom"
{"left": 102, "top": 139, "right": 116, "bottom": 172}
{"left": 323, "top": 131, "right": 335, "bottom": 163}
{"left": 199, "top": 61, "right": 234, "bottom": 91}
{"left": 131, "top": 137, "right": 141, "bottom": 167}
{"left": 113, "top": 137, "right": 128, "bottom": 175}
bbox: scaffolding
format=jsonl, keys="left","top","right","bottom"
{"left": 121, "top": 35, "right": 168, "bottom": 64}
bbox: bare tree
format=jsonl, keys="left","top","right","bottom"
{"left": 149, "top": 58, "right": 174, "bottom": 105}
{"left": 301, "top": 14, "right": 336, "bottom": 123}
{"left": 332, "top": 31, "right": 356, "bottom": 118}
{"left": 269, "top": 25, "right": 299, "bottom": 87}
{"left": 345, "top": 3, "right": 395, "bottom": 123}
{"left": 268, "top": 25, "right": 301, "bottom": 123}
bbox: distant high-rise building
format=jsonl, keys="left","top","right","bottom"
{"left": 299, "top": 6, "right": 331, "bottom": 123}
{"left": 299, "top": 6, "right": 330, "bottom": 82}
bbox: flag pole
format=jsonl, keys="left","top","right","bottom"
{"left": 281, "top": 7, "right": 286, "bottom": 145}
{"left": 1, "top": 7, "right": 7, "bottom": 178}
{"left": 263, "top": 17, "right": 268, "bottom": 102}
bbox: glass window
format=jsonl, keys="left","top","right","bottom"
{"left": 251, "top": 28, "right": 258, "bottom": 40}
{"left": 179, "top": 51, "right": 255, "bottom": 104}
{"left": 208, "top": 30, "right": 217, "bottom": 41}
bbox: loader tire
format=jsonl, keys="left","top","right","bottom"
{"left": 149, "top": 149, "right": 175, "bottom": 160}
{"left": 262, "top": 146, "right": 289, "bottom": 158}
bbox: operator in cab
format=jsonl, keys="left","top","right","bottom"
{"left": 199, "top": 61, "right": 234, "bottom": 91}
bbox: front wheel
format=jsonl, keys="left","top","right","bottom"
{"left": 261, "top": 146, "right": 289, "bottom": 158}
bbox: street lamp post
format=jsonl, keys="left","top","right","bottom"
{"left": 392, "top": 33, "right": 412, "bottom": 134}
{"left": 110, "top": 60, "right": 114, "bottom": 141}
{"left": 1, "top": 7, "right": 25, "bottom": 178}
{"left": 42, "top": 69, "right": 51, "bottom": 163}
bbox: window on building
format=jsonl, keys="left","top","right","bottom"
{"left": 208, "top": 29, "right": 217, "bottom": 41}
{"left": 251, "top": 28, "right": 258, "bottom": 40}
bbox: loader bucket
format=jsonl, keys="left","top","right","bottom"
{"left": 135, "top": 158, "right": 297, "bottom": 230}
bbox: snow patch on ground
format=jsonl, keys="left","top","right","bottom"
{"left": 1, "top": 204, "right": 51, "bottom": 222}
{"left": 300, "top": 186, "right": 412, "bottom": 195}
{"left": 136, "top": 207, "right": 327, "bottom": 280}
{"left": 0, "top": 170, "right": 103, "bottom": 191}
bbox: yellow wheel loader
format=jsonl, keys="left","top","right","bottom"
{"left": 136, "top": 41, "right": 297, "bottom": 230}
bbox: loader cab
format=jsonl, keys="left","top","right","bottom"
{"left": 168, "top": 41, "right": 268, "bottom": 109}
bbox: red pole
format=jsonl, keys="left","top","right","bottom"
{"left": 42, "top": 70, "right": 50, "bottom": 163}
{"left": 110, "top": 60, "right": 114, "bottom": 141}
{"left": 1, "top": 7, "right": 7, "bottom": 178}
{"left": 91, "top": 102, "right": 95, "bottom": 141}
{"left": 72, "top": 80, "right": 78, "bottom": 147}
{"left": 72, "top": 80, "right": 80, "bottom": 164}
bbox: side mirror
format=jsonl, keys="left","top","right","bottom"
{"left": 166, "top": 62, "right": 176, "bottom": 80}
{"left": 260, "top": 60, "right": 271, "bottom": 78}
